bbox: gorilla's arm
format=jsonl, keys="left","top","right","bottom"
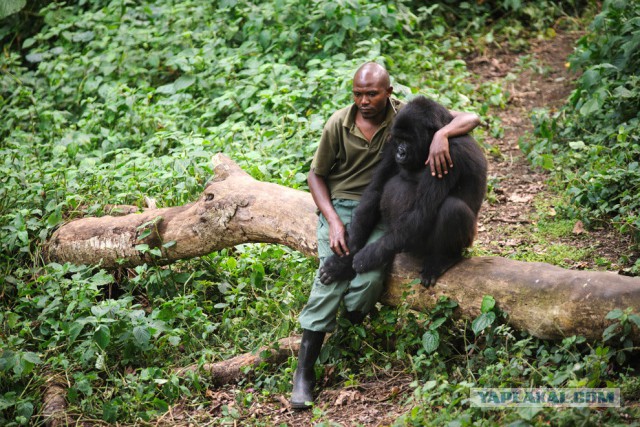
{"left": 346, "top": 148, "right": 398, "bottom": 252}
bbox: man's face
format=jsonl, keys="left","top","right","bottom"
{"left": 352, "top": 79, "right": 391, "bottom": 120}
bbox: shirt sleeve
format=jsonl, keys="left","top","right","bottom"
{"left": 311, "top": 112, "right": 343, "bottom": 177}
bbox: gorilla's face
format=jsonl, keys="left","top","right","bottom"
{"left": 394, "top": 140, "right": 410, "bottom": 165}
{"left": 392, "top": 133, "right": 428, "bottom": 171}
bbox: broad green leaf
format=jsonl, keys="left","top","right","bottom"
{"left": 133, "top": 326, "right": 151, "bottom": 347}
{"left": 472, "top": 312, "right": 496, "bottom": 335}
{"left": 258, "top": 30, "right": 271, "bottom": 49}
{"left": 153, "top": 398, "right": 169, "bottom": 412}
{"left": 429, "top": 317, "right": 446, "bottom": 330}
{"left": 480, "top": 295, "right": 496, "bottom": 313}
{"left": 422, "top": 330, "right": 439, "bottom": 354}
{"left": 174, "top": 75, "right": 196, "bottom": 92}
{"left": 0, "top": 0, "right": 26, "bottom": 20}
{"left": 91, "top": 305, "right": 111, "bottom": 317}
{"left": 503, "top": 0, "right": 522, "bottom": 11}
{"left": 47, "top": 210, "right": 62, "bottom": 227}
{"left": 135, "top": 244, "right": 150, "bottom": 252}
{"left": 579, "top": 97, "right": 602, "bottom": 116}
{"left": 91, "top": 271, "right": 114, "bottom": 287}
{"left": 628, "top": 314, "right": 640, "bottom": 328}
{"left": 15, "top": 401, "right": 33, "bottom": 419}
{"left": 22, "top": 352, "right": 41, "bottom": 365}
{"left": 518, "top": 406, "right": 542, "bottom": 421}
{"left": 156, "top": 83, "right": 176, "bottom": 95}
{"left": 94, "top": 326, "right": 111, "bottom": 350}
{"left": 69, "top": 321, "right": 84, "bottom": 344}
{"left": 605, "top": 308, "right": 624, "bottom": 320}
{"left": 602, "top": 323, "right": 619, "bottom": 341}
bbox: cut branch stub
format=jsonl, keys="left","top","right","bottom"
{"left": 46, "top": 154, "right": 317, "bottom": 268}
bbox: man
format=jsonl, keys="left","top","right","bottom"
{"left": 291, "top": 62, "right": 480, "bottom": 410}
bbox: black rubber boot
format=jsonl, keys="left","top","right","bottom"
{"left": 344, "top": 310, "right": 366, "bottom": 325}
{"left": 290, "top": 329, "right": 325, "bottom": 410}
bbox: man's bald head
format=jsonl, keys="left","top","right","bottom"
{"left": 351, "top": 62, "right": 393, "bottom": 122}
{"left": 353, "top": 62, "right": 391, "bottom": 89}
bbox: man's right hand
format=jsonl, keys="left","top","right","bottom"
{"left": 308, "top": 170, "right": 350, "bottom": 256}
{"left": 328, "top": 220, "right": 349, "bottom": 257}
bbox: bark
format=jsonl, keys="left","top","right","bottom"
{"left": 46, "top": 154, "right": 640, "bottom": 341}
{"left": 41, "top": 374, "right": 70, "bottom": 427}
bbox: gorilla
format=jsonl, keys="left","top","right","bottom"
{"left": 319, "top": 96, "right": 488, "bottom": 287}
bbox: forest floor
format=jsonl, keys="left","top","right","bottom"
{"left": 161, "top": 31, "right": 637, "bottom": 426}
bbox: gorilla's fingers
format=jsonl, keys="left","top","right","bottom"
{"left": 420, "top": 274, "right": 437, "bottom": 288}
{"left": 352, "top": 247, "right": 376, "bottom": 273}
{"left": 420, "top": 256, "right": 462, "bottom": 287}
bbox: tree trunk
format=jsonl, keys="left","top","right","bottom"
{"left": 46, "top": 154, "right": 640, "bottom": 341}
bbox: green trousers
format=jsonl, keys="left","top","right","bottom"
{"left": 299, "top": 199, "right": 387, "bottom": 332}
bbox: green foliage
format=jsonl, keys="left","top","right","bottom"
{"left": 410, "top": 0, "right": 593, "bottom": 51}
{"left": 394, "top": 300, "right": 640, "bottom": 426}
{"left": 523, "top": 0, "right": 640, "bottom": 241}
{"left": 0, "top": 0, "right": 26, "bottom": 20}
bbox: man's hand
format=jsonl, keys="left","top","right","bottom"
{"left": 328, "top": 220, "right": 349, "bottom": 257}
{"left": 426, "top": 129, "right": 452, "bottom": 178}
{"left": 425, "top": 109, "right": 480, "bottom": 178}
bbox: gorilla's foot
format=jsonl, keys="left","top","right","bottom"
{"left": 420, "top": 256, "right": 463, "bottom": 287}
{"left": 319, "top": 255, "right": 355, "bottom": 285}
{"left": 352, "top": 244, "right": 386, "bottom": 273}
{"left": 344, "top": 310, "right": 367, "bottom": 325}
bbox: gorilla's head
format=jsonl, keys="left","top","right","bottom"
{"left": 389, "top": 96, "right": 454, "bottom": 171}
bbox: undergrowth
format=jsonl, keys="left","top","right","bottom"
{"left": 522, "top": 0, "right": 640, "bottom": 275}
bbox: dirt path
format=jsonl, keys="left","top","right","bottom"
{"left": 469, "top": 32, "right": 635, "bottom": 271}
{"left": 166, "top": 31, "right": 636, "bottom": 427}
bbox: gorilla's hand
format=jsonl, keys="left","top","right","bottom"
{"left": 319, "top": 254, "right": 356, "bottom": 285}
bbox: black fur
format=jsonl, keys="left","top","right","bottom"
{"left": 319, "top": 96, "right": 488, "bottom": 287}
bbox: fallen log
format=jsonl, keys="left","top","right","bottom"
{"left": 175, "top": 336, "right": 302, "bottom": 385}
{"left": 41, "top": 373, "right": 70, "bottom": 427}
{"left": 46, "top": 154, "right": 640, "bottom": 341}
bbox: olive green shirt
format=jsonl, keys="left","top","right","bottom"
{"left": 311, "top": 97, "right": 405, "bottom": 201}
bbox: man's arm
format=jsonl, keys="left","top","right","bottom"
{"left": 308, "top": 170, "right": 350, "bottom": 257}
{"left": 426, "top": 110, "right": 481, "bottom": 178}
